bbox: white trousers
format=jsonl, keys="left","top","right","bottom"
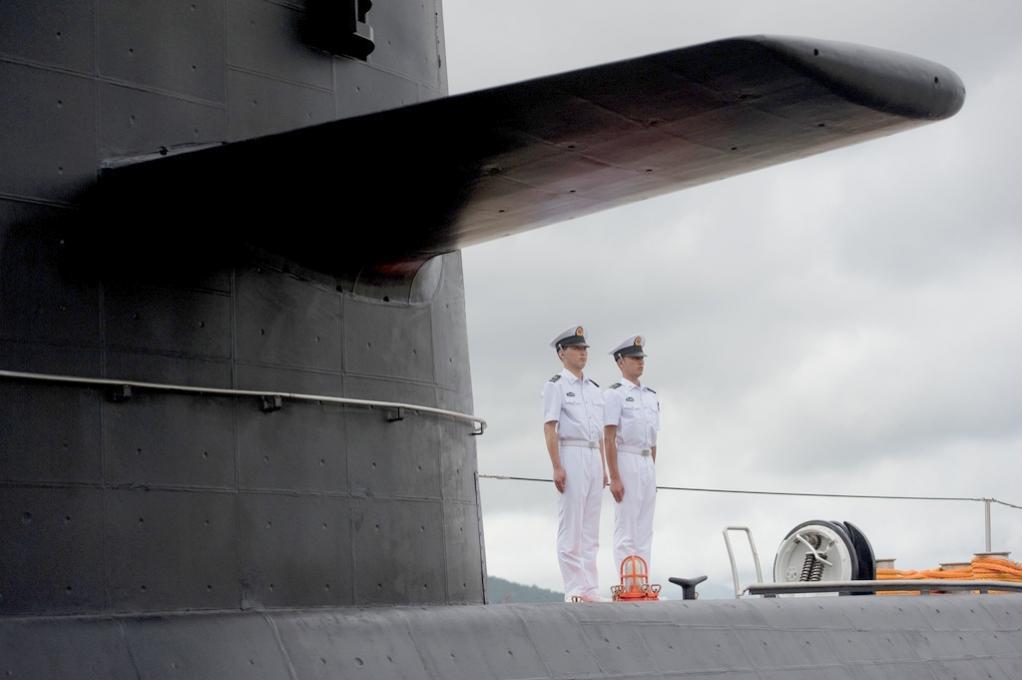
{"left": 613, "top": 452, "right": 656, "bottom": 572}
{"left": 556, "top": 445, "right": 603, "bottom": 599}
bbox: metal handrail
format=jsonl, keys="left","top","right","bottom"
{"left": 479, "top": 475, "right": 1021, "bottom": 551}
{"left": 0, "top": 369, "right": 486, "bottom": 435}
{"left": 477, "top": 475, "right": 1021, "bottom": 509}
{"left": 723, "top": 527, "right": 763, "bottom": 598}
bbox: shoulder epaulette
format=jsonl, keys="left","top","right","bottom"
{"left": 646, "top": 387, "right": 656, "bottom": 394}
{"left": 549, "top": 374, "right": 561, "bottom": 382}
{"left": 588, "top": 378, "right": 600, "bottom": 387}
{"left": 609, "top": 382, "right": 622, "bottom": 389}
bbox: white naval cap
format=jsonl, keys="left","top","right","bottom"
{"left": 610, "top": 335, "right": 647, "bottom": 360}
{"left": 550, "top": 325, "right": 590, "bottom": 351}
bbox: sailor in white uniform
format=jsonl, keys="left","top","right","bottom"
{"left": 541, "top": 325, "right": 606, "bottom": 602}
{"left": 604, "top": 335, "right": 660, "bottom": 573}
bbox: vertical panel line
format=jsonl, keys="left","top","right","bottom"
{"left": 92, "top": 0, "right": 114, "bottom": 614}
{"left": 474, "top": 469, "right": 488, "bottom": 604}
{"left": 222, "top": 0, "right": 231, "bottom": 139}
{"left": 117, "top": 619, "right": 144, "bottom": 680}
{"left": 230, "top": 267, "right": 244, "bottom": 609}
{"left": 265, "top": 614, "right": 301, "bottom": 680}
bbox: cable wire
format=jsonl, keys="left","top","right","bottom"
{"left": 477, "top": 474, "right": 1022, "bottom": 509}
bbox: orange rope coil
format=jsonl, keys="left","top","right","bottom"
{"left": 878, "top": 556, "right": 1022, "bottom": 581}
{"left": 876, "top": 556, "right": 1022, "bottom": 595}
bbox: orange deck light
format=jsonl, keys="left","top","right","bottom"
{"left": 611, "top": 555, "right": 661, "bottom": 601}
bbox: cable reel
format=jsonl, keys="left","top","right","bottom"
{"left": 773, "top": 520, "right": 875, "bottom": 588}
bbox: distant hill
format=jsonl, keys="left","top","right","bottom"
{"left": 487, "top": 576, "right": 563, "bottom": 603}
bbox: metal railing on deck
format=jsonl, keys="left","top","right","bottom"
{"left": 478, "top": 474, "right": 1022, "bottom": 552}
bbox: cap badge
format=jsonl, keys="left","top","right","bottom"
{"left": 633, "top": 336, "right": 643, "bottom": 346}
{"left": 575, "top": 326, "right": 585, "bottom": 336}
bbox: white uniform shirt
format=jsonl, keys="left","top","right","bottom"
{"left": 603, "top": 378, "right": 660, "bottom": 450}
{"left": 542, "top": 370, "right": 604, "bottom": 442}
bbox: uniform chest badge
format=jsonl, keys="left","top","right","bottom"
{"left": 566, "top": 392, "right": 576, "bottom": 397}
{"left": 625, "top": 396, "right": 635, "bottom": 402}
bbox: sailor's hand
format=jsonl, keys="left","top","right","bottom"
{"left": 610, "top": 478, "right": 624, "bottom": 503}
{"left": 553, "top": 466, "right": 566, "bottom": 493}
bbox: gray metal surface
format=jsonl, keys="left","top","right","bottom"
{"left": 0, "top": 381, "right": 103, "bottom": 484}
{"left": 0, "top": 62, "right": 97, "bottom": 203}
{"left": 0, "top": 486, "right": 108, "bottom": 613}
{"left": 237, "top": 492, "right": 352, "bottom": 608}
{"left": 352, "top": 497, "right": 447, "bottom": 604}
{"left": 0, "top": 253, "right": 482, "bottom": 615}
{"left": 2, "top": 596, "right": 1021, "bottom": 679}
{"left": 105, "top": 488, "right": 239, "bottom": 611}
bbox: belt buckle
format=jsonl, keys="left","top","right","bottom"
{"left": 640, "top": 448, "right": 651, "bottom": 457}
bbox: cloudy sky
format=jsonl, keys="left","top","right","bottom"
{"left": 442, "top": 1, "right": 1022, "bottom": 599}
